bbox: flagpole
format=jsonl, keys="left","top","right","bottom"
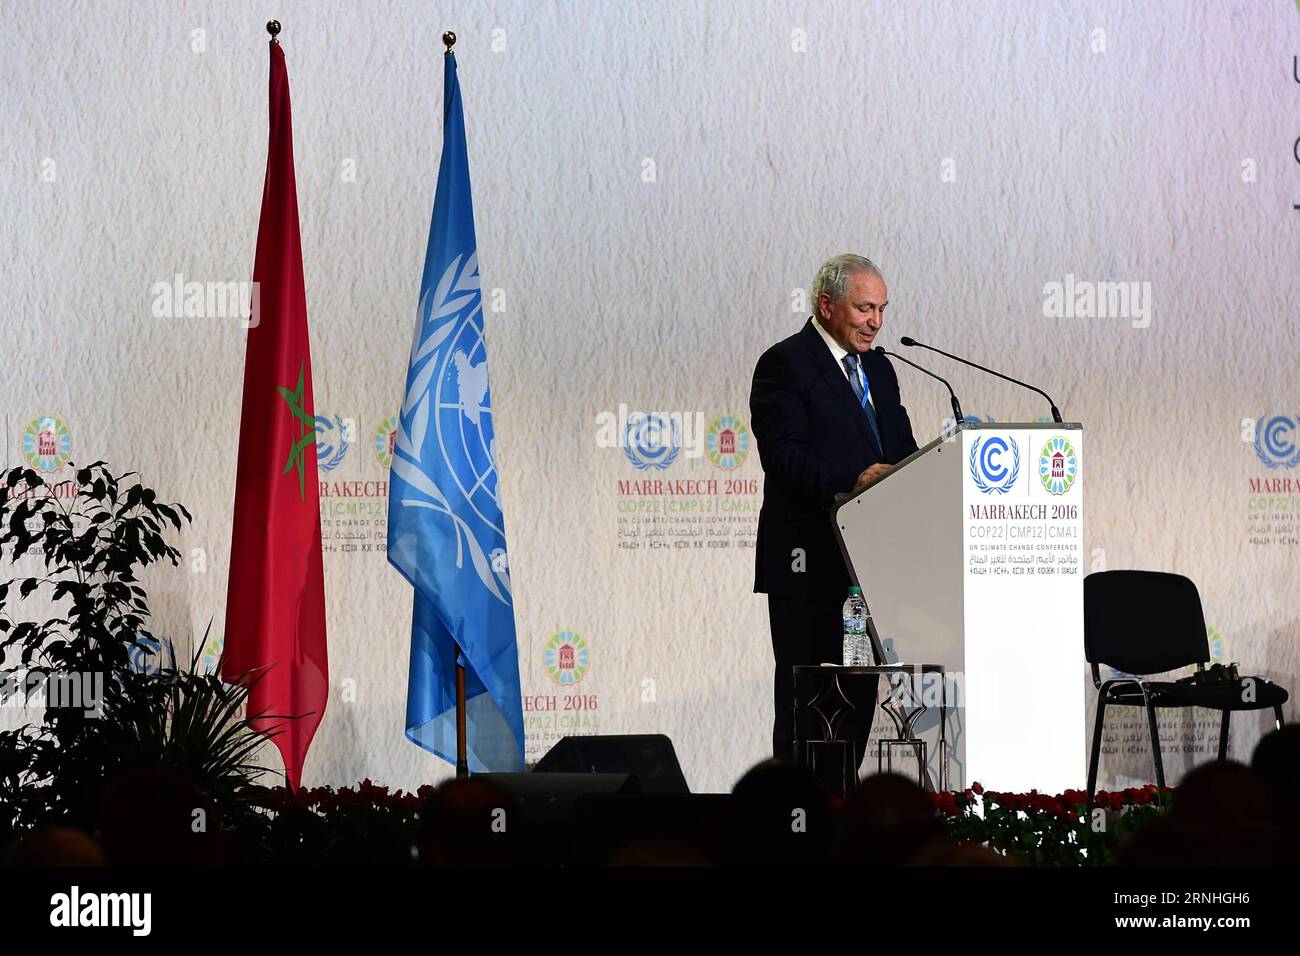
{"left": 441, "top": 28, "right": 471, "bottom": 781}
{"left": 455, "top": 652, "right": 468, "bottom": 777}
{"left": 269, "top": 16, "right": 287, "bottom": 796}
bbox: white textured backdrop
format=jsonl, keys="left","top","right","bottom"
{"left": 3, "top": 0, "right": 1297, "bottom": 793}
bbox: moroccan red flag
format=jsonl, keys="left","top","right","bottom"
{"left": 223, "top": 38, "right": 328, "bottom": 789}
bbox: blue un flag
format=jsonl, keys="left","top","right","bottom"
{"left": 387, "top": 51, "right": 524, "bottom": 772}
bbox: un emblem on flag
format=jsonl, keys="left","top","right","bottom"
{"left": 393, "top": 251, "right": 510, "bottom": 604}
{"left": 436, "top": 318, "right": 502, "bottom": 532}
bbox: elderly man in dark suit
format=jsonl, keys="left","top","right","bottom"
{"left": 750, "top": 253, "right": 919, "bottom": 761}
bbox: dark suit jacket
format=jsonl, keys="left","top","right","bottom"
{"left": 749, "top": 318, "right": 919, "bottom": 598}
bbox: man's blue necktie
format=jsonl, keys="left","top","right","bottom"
{"left": 843, "top": 354, "right": 883, "bottom": 453}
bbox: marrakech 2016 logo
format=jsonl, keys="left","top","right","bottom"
{"left": 705, "top": 414, "right": 751, "bottom": 470}
{"left": 373, "top": 414, "right": 398, "bottom": 469}
{"left": 22, "top": 415, "right": 72, "bottom": 473}
{"left": 969, "top": 435, "right": 1020, "bottom": 494}
{"left": 1039, "top": 436, "right": 1078, "bottom": 495}
{"left": 544, "top": 630, "right": 590, "bottom": 686}
{"left": 198, "top": 631, "right": 224, "bottom": 675}
{"left": 1206, "top": 624, "right": 1228, "bottom": 665}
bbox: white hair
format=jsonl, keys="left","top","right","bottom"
{"left": 811, "top": 254, "right": 882, "bottom": 317}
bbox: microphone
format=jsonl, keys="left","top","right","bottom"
{"left": 899, "top": 336, "right": 1063, "bottom": 423}
{"left": 874, "top": 346, "right": 964, "bottom": 426}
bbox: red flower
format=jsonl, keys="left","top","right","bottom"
{"left": 971, "top": 781, "right": 984, "bottom": 795}
{"left": 930, "top": 791, "right": 960, "bottom": 815}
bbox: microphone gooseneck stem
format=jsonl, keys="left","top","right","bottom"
{"left": 901, "top": 337, "right": 1063, "bottom": 423}
{"left": 877, "top": 346, "right": 965, "bottom": 425}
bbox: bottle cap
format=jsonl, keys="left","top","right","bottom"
{"left": 849, "top": 586, "right": 862, "bottom": 594}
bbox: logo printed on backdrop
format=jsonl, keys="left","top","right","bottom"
{"left": 544, "top": 630, "right": 591, "bottom": 686}
{"left": 525, "top": 630, "right": 599, "bottom": 758}
{"left": 705, "top": 414, "right": 751, "bottom": 471}
{"left": 306, "top": 412, "right": 391, "bottom": 555}
{"left": 1206, "top": 624, "right": 1228, "bottom": 667}
{"left": 612, "top": 408, "right": 761, "bottom": 554}
{"left": 127, "top": 635, "right": 175, "bottom": 676}
{"left": 21, "top": 414, "right": 72, "bottom": 473}
{"left": 309, "top": 413, "right": 390, "bottom": 556}
{"left": 373, "top": 414, "right": 398, "bottom": 469}
{"left": 1038, "top": 436, "right": 1078, "bottom": 495}
{"left": 198, "top": 631, "right": 224, "bottom": 674}
{"left": 1245, "top": 414, "right": 1300, "bottom": 547}
{"left": 314, "top": 414, "right": 352, "bottom": 472}
{"left": 1253, "top": 415, "right": 1300, "bottom": 468}
{"left": 624, "top": 414, "right": 682, "bottom": 471}
{"left": 969, "top": 435, "right": 1020, "bottom": 494}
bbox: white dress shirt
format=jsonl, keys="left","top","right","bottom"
{"left": 811, "top": 316, "right": 874, "bottom": 410}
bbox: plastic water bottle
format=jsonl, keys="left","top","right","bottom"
{"left": 842, "top": 586, "right": 869, "bottom": 666}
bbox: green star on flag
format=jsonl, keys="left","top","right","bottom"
{"left": 276, "top": 360, "right": 316, "bottom": 500}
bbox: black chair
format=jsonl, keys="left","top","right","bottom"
{"left": 1085, "top": 570, "right": 1289, "bottom": 793}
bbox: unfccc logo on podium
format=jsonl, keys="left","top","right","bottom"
{"left": 969, "top": 435, "right": 1020, "bottom": 494}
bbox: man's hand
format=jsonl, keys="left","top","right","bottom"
{"left": 852, "top": 462, "right": 893, "bottom": 493}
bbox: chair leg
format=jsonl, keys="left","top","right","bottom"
{"left": 1087, "top": 697, "right": 1108, "bottom": 795}
{"left": 1144, "top": 697, "right": 1166, "bottom": 789}
{"left": 1217, "top": 710, "right": 1231, "bottom": 761}
{"left": 1274, "top": 705, "right": 1285, "bottom": 731}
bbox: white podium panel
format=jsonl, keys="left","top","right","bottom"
{"left": 834, "top": 423, "right": 1084, "bottom": 793}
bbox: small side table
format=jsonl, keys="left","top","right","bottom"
{"left": 792, "top": 664, "right": 948, "bottom": 797}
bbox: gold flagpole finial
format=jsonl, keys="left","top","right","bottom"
{"left": 267, "top": 20, "right": 282, "bottom": 43}
{"left": 443, "top": 31, "right": 457, "bottom": 53}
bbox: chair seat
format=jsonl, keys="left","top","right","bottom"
{"left": 1104, "top": 677, "right": 1289, "bottom": 712}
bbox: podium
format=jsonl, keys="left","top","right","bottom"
{"left": 833, "top": 422, "right": 1085, "bottom": 793}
